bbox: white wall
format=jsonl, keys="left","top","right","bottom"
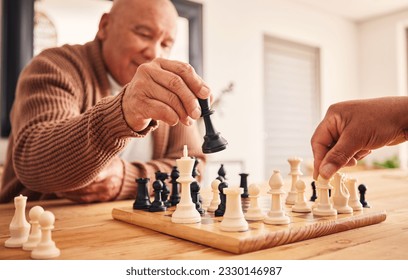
{"left": 358, "top": 9, "right": 408, "bottom": 169}
{"left": 197, "top": 0, "right": 359, "bottom": 185}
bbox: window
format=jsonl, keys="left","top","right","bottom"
{"left": 263, "top": 35, "right": 321, "bottom": 176}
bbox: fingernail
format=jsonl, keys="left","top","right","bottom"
{"left": 186, "top": 117, "right": 194, "bottom": 126}
{"left": 320, "top": 163, "right": 337, "bottom": 179}
{"left": 192, "top": 106, "right": 201, "bottom": 119}
{"left": 198, "top": 85, "right": 210, "bottom": 98}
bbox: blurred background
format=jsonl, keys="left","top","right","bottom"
{"left": 2, "top": 0, "right": 408, "bottom": 188}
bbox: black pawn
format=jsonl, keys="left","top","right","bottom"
{"left": 156, "top": 171, "right": 171, "bottom": 207}
{"left": 310, "top": 181, "right": 317, "bottom": 202}
{"left": 358, "top": 184, "right": 370, "bottom": 208}
{"left": 191, "top": 159, "right": 204, "bottom": 214}
{"left": 214, "top": 181, "right": 228, "bottom": 217}
{"left": 149, "top": 179, "right": 166, "bottom": 212}
{"left": 133, "top": 178, "right": 151, "bottom": 210}
{"left": 169, "top": 166, "right": 181, "bottom": 206}
{"left": 239, "top": 173, "right": 249, "bottom": 198}
{"left": 198, "top": 98, "right": 228, "bottom": 154}
{"left": 191, "top": 158, "right": 203, "bottom": 204}
{"left": 191, "top": 181, "right": 205, "bottom": 215}
{"left": 216, "top": 164, "right": 226, "bottom": 182}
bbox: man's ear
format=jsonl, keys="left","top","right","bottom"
{"left": 96, "top": 13, "right": 110, "bottom": 40}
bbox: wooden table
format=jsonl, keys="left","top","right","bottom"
{"left": 1, "top": 169, "right": 408, "bottom": 260}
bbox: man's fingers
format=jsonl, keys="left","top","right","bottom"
{"left": 156, "top": 58, "right": 210, "bottom": 100}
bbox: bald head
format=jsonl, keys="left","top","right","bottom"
{"left": 97, "top": 0, "right": 179, "bottom": 85}
{"left": 110, "top": 0, "right": 178, "bottom": 19}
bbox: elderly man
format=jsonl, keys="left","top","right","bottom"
{"left": 1, "top": 0, "right": 209, "bottom": 203}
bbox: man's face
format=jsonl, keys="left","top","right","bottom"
{"left": 98, "top": 0, "right": 178, "bottom": 86}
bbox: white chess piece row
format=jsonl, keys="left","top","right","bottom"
{"left": 207, "top": 170, "right": 293, "bottom": 229}
{"left": 4, "top": 195, "right": 60, "bottom": 259}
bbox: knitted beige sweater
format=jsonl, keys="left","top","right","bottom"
{"left": 0, "top": 38, "right": 205, "bottom": 203}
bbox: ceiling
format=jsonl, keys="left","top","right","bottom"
{"left": 291, "top": 0, "right": 408, "bottom": 21}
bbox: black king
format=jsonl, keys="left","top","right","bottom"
{"left": 198, "top": 98, "right": 228, "bottom": 154}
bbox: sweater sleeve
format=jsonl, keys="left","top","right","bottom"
{"left": 10, "top": 49, "right": 157, "bottom": 194}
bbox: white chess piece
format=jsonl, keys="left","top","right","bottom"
{"left": 313, "top": 176, "right": 337, "bottom": 216}
{"left": 31, "top": 211, "right": 60, "bottom": 259}
{"left": 220, "top": 187, "right": 248, "bottom": 232}
{"left": 5, "top": 194, "right": 31, "bottom": 248}
{"left": 345, "top": 177, "right": 363, "bottom": 211}
{"left": 286, "top": 157, "right": 303, "bottom": 205}
{"left": 23, "top": 206, "right": 45, "bottom": 251}
{"left": 244, "top": 183, "right": 265, "bottom": 221}
{"left": 331, "top": 173, "right": 353, "bottom": 214}
{"left": 171, "top": 145, "right": 201, "bottom": 224}
{"left": 264, "top": 170, "right": 290, "bottom": 225}
{"left": 292, "top": 179, "right": 312, "bottom": 213}
{"left": 207, "top": 179, "right": 221, "bottom": 212}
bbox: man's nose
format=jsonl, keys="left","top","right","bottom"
{"left": 143, "top": 42, "right": 163, "bottom": 60}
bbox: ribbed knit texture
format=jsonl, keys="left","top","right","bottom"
{"left": 0, "top": 38, "right": 206, "bottom": 203}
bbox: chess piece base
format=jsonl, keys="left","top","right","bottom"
{"left": 31, "top": 242, "right": 60, "bottom": 259}
{"left": 5, "top": 235, "right": 29, "bottom": 248}
{"left": 313, "top": 208, "right": 337, "bottom": 216}
{"left": 264, "top": 211, "right": 290, "bottom": 225}
{"left": 292, "top": 203, "right": 312, "bottom": 213}
{"left": 172, "top": 204, "right": 201, "bottom": 224}
{"left": 220, "top": 218, "right": 249, "bottom": 232}
{"left": 244, "top": 209, "right": 265, "bottom": 221}
{"left": 336, "top": 205, "right": 353, "bottom": 214}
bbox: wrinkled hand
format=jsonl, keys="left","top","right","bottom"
{"left": 58, "top": 157, "right": 124, "bottom": 203}
{"left": 122, "top": 58, "right": 211, "bottom": 132}
{"left": 311, "top": 97, "right": 408, "bottom": 180}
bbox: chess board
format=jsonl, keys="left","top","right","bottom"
{"left": 111, "top": 196, "right": 386, "bottom": 254}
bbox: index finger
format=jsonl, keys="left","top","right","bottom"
{"left": 157, "top": 58, "right": 211, "bottom": 100}
{"left": 310, "top": 120, "right": 337, "bottom": 180}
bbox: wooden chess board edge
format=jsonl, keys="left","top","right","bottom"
{"left": 111, "top": 207, "right": 387, "bottom": 254}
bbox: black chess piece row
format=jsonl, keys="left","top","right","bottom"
{"left": 133, "top": 159, "right": 207, "bottom": 215}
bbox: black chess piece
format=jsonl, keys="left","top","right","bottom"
{"left": 133, "top": 178, "right": 151, "bottom": 210}
{"left": 310, "top": 181, "right": 317, "bottom": 202}
{"left": 358, "top": 184, "right": 370, "bottom": 208}
{"left": 214, "top": 181, "right": 228, "bottom": 217}
{"left": 216, "top": 164, "right": 226, "bottom": 182}
{"left": 190, "top": 181, "right": 205, "bottom": 215}
{"left": 239, "top": 173, "right": 249, "bottom": 198}
{"left": 191, "top": 158, "right": 203, "bottom": 205}
{"left": 169, "top": 166, "right": 181, "bottom": 206}
{"left": 149, "top": 179, "right": 166, "bottom": 212}
{"left": 198, "top": 98, "right": 228, "bottom": 154}
{"left": 156, "top": 171, "right": 171, "bottom": 207}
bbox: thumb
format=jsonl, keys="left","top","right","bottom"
{"left": 318, "top": 137, "right": 359, "bottom": 179}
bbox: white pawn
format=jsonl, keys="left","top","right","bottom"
{"left": 264, "top": 170, "right": 290, "bottom": 225}
{"left": 220, "top": 187, "right": 248, "bottom": 232}
{"left": 331, "top": 173, "right": 353, "bottom": 214}
{"left": 313, "top": 176, "right": 337, "bottom": 216}
{"left": 23, "top": 206, "right": 45, "bottom": 251}
{"left": 31, "top": 211, "right": 60, "bottom": 259}
{"left": 207, "top": 179, "right": 221, "bottom": 212}
{"left": 244, "top": 183, "right": 265, "bottom": 221}
{"left": 292, "top": 179, "right": 312, "bottom": 213}
{"left": 5, "top": 194, "right": 31, "bottom": 248}
{"left": 345, "top": 177, "right": 363, "bottom": 211}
